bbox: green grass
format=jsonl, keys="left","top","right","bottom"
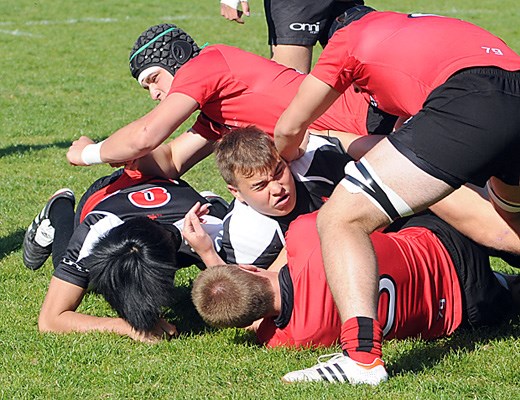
{"left": 1, "top": 0, "right": 520, "bottom": 398}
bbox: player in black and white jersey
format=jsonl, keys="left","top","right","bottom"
{"left": 215, "top": 127, "right": 520, "bottom": 272}
{"left": 23, "top": 168, "right": 226, "bottom": 342}
{"left": 216, "top": 127, "right": 352, "bottom": 269}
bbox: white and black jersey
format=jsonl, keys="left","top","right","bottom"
{"left": 221, "top": 135, "right": 353, "bottom": 269}
{"left": 54, "top": 174, "right": 224, "bottom": 288}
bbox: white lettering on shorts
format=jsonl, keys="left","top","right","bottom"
{"left": 289, "top": 22, "right": 320, "bottom": 34}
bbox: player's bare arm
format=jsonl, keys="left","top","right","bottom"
{"left": 39, "top": 277, "right": 177, "bottom": 343}
{"left": 275, "top": 75, "right": 341, "bottom": 161}
{"left": 67, "top": 93, "right": 199, "bottom": 167}
{"left": 135, "top": 130, "right": 215, "bottom": 179}
{"left": 220, "top": 0, "right": 250, "bottom": 24}
{"left": 182, "top": 202, "right": 225, "bottom": 267}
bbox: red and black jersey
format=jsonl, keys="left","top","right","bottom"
{"left": 256, "top": 211, "right": 464, "bottom": 348}
{"left": 54, "top": 169, "right": 223, "bottom": 288}
{"left": 313, "top": 11, "right": 520, "bottom": 117}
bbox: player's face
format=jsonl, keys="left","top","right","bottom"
{"left": 230, "top": 160, "right": 297, "bottom": 217}
{"left": 140, "top": 67, "right": 174, "bottom": 102}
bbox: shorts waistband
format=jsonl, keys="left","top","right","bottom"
{"left": 453, "top": 66, "right": 520, "bottom": 79}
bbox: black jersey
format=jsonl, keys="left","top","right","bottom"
{"left": 54, "top": 170, "right": 224, "bottom": 288}
{"left": 221, "top": 135, "right": 353, "bottom": 268}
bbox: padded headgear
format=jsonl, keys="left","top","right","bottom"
{"left": 129, "top": 23, "right": 200, "bottom": 81}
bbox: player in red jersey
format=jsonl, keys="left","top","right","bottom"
{"left": 23, "top": 169, "right": 225, "bottom": 342}
{"left": 192, "top": 211, "right": 519, "bottom": 384}
{"left": 274, "top": 6, "right": 520, "bottom": 383}
{"left": 66, "top": 23, "right": 381, "bottom": 176}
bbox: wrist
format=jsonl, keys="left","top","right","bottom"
{"left": 220, "top": 0, "right": 245, "bottom": 8}
{"left": 81, "top": 141, "right": 105, "bottom": 165}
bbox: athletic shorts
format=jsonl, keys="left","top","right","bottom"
{"left": 392, "top": 213, "right": 514, "bottom": 328}
{"left": 389, "top": 67, "right": 520, "bottom": 188}
{"left": 264, "top": 0, "right": 361, "bottom": 47}
{"left": 366, "top": 105, "right": 398, "bottom": 135}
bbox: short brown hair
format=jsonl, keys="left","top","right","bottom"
{"left": 191, "top": 264, "right": 274, "bottom": 328}
{"left": 215, "top": 126, "right": 280, "bottom": 186}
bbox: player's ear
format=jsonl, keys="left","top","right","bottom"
{"left": 227, "top": 184, "right": 245, "bottom": 203}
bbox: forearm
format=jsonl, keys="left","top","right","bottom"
{"left": 136, "top": 144, "right": 180, "bottom": 179}
{"left": 275, "top": 75, "right": 341, "bottom": 161}
{"left": 100, "top": 119, "right": 167, "bottom": 164}
{"left": 198, "top": 248, "right": 226, "bottom": 268}
{"left": 39, "top": 310, "right": 134, "bottom": 337}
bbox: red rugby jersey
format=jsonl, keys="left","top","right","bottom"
{"left": 312, "top": 11, "right": 520, "bottom": 117}
{"left": 169, "top": 44, "right": 371, "bottom": 139}
{"left": 256, "top": 211, "right": 463, "bottom": 348}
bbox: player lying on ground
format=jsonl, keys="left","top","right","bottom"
{"left": 192, "top": 211, "right": 520, "bottom": 385}
{"left": 215, "top": 127, "right": 520, "bottom": 270}
{"left": 23, "top": 168, "right": 226, "bottom": 342}
{"left": 274, "top": 5, "right": 520, "bottom": 384}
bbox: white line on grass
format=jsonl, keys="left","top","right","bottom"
{"left": 0, "top": 29, "right": 42, "bottom": 37}
{"left": 0, "top": 13, "right": 262, "bottom": 37}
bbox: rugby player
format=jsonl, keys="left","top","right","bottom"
{"left": 64, "top": 23, "right": 520, "bottom": 257}
{"left": 192, "top": 211, "right": 520, "bottom": 385}
{"left": 274, "top": 6, "right": 520, "bottom": 383}
{"left": 23, "top": 169, "right": 225, "bottom": 342}
{"left": 215, "top": 127, "right": 520, "bottom": 271}
{"left": 219, "top": 0, "right": 365, "bottom": 73}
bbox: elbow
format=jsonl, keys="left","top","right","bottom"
{"left": 275, "top": 119, "right": 302, "bottom": 140}
{"left": 38, "top": 312, "right": 54, "bottom": 333}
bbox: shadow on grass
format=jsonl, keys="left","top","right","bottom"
{"left": 0, "top": 228, "right": 25, "bottom": 260}
{"left": 389, "top": 315, "right": 520, "bottom": 376}
{"left": 0, "top": 141, "right": 71, "bottom": 158}
{"left": 165, "top": 283, "right": 212, "bottom": 336}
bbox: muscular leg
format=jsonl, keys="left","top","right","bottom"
{"left": 489, "top": 177, "right": 520, "bottom": 236}
{"left": 317, "top": 138, "right": 453, "bottom": 323}
{"left": 270, "top": 44, "right": 313, "bottom": 73}
{"left": 430, "top": 185, "right": 520, "bottom": 254}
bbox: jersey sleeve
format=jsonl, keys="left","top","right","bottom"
{"left": 311, "top": 28, "right": 355, "bottom": 93}
{"left": 220, "top": 200, "right": 285, "bottom": 269}
{"left": 290, "top": 134, "right": 353, "bottom": 188}
{"left": 53, "top": 212, "right": 124, "bottom": 288}
{"left": 191, "top": 112, "right": 232, "bottom": 141}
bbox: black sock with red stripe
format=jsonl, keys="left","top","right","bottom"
{"left": 340, "top": 316, "right": 383, "bottom": 364}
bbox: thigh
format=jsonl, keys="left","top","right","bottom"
{"left": 327, "top": 139, "right": 454, "bottom": 232}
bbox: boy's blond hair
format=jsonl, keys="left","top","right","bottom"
{"left": 192, "top": 264, "right": 274, "bottom": 328}
{"left": 215, "top": 126, "right": 280, "bottom": 187}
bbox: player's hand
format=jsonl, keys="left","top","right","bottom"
{"left": 129, "top": 318, "right": 178, "bottom": 343}
{"left": 220, "top": 1, "right": 250, "bottom": 24}
{"left": 182, "top": 202, "right": 213, "bottom": 255}
{"left": 67, "top": 136, "right": 95, "bottom": 166}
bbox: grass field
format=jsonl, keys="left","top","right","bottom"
{"left": 1, "top": 0, "right": 519, "bottom": 398}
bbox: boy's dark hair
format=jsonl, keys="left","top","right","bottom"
{"left": 87, "top": 217, "right": 181, "bottom": 332}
